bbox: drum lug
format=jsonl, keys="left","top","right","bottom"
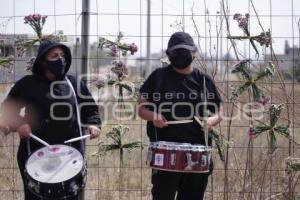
{"left": 170, "top": 153, "right": 176, "bottom": 166}
{"left": 70, "top": 181, "right": 80, "bottom": 195}
{"left": 185, "top": 153, "right": 199, "bottom": 170}
{"left": 27, "top": 180, "right": 40, "bottom": 195}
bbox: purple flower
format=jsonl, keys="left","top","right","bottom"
{"left": 248, "top": 127, "right": 257, "bottom": 140}
{"left": 111, "top": 60, "right": 128, "bottom": 79}
{"left": 249, "top": 127, "right": 255, "bottom": 135}
{"left": 238, "top": 18, "right": 248, "bottom": 29}
{"left": 231, "top": 59, "right": 250, "bottom": 73}
{"left": 255, "top": 95, "right": 270, "bottom": 106}
{"left": 23, "top": 13, "right": 48, "bottom": 39}
{"left": 109, "top": 44, "right": 118, "bottom": 57}
{"left": 254, "top": 31, "right": 271, "bottom": 47}
{"left": 129, "top": 43, "right": 138, "bottom": 55}
{"left": 41, "top": 15, "right": 48, "bottom": 24}
{"left": 24, "top": 15, "right": 34, "bottom": 23}
{"left": 233, "top": 13, "right": 242, "bottom": 20}
{"left": 233, "top": 13, "right": 249, "bottom": 30}
{"left": 24, "top": 14, "right": 47, "bottom": 25}
{"left": 248, "top": 127, "right": 255, "bottom": 140}
{"left": 33, "top": 14, "right": 41, "bottom": 21}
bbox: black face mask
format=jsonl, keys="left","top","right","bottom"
{"left": 169, "top": 49, "right": 194, "bottom": 69}
{"left": 46, "top": 58, "right": 67, "bottom": 79}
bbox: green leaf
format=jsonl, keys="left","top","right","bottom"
{"left": 274, "top": 125, "right": 290, "bottom": 137}
{"left": 252, "top": 126, "right": 271, "bottom": 136}
{"left": 231, "top": 60, "right": 252, "bottom": 80}
{"left": 231, "top": 81, "right": 251, "bottom": 100}
{"left": 122, "top": 142, "right": 144, "bottom": 150}
{"left": 94, "top": 124, "right": 144, "bottom": 166}
{"left": 268, "top": 130, "right": 277, "bottom": 154}
{"left": 251, "top": 84, "right": 263, "bottom": 101}
{"left": 254, "top": 65, "right": 274, "bottom": 82}
{"left": 269, "top": 104, "right": 284, "bottom": 127}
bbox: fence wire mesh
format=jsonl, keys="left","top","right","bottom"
{"left": 0, "top": 0, "right": 300, "bottom": 199}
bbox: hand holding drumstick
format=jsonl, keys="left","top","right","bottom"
{"left": 194, "top": 116, "right": 225, "bottom": 162}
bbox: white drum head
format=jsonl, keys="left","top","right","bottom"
{"left": 26, "top": 145, "right": 84, "bottom": 183}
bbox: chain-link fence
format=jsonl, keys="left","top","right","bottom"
{"left": 0, "top": 0, "right": 300, "bottom": 199}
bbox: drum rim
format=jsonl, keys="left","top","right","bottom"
{"left": 150, "top": 167, "right": 210, "bottom": 173}
{"left": 149, "top": 141, "right": 212, "bottom": 151}
{"left": 25, "top": 144, "right": 84, "bottom": 184}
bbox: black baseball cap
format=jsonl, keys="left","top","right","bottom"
{"left": 166, "top": 32, "right": 197, "bottom": 53}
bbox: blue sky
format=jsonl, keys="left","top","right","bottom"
{"left": 0, "top": 0, "right": 300, "bottom": 58}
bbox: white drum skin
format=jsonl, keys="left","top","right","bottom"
{"left": 24, "top": 144, "right": 86, "bottom": 199}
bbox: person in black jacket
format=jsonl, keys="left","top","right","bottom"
{"left": 0, "top": 40, "right": 101, "bottom": 200}
{"left": 138, "top": 32, "right": 223, "bottom": 200}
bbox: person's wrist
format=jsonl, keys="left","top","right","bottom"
{"left": 152, "top": 113, "right": 159, "bottom": 121}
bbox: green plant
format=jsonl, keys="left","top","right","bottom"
{"left": 249, "top": 104, "right": 290, "bottom": 154}
{"left": 228, "top": 13, "right": 271, "bottom": 56}
{"left": 15, "top": 14, "right": 66, "bottom": 59}
{"left": 231, "top": 60, "right": 274, "bottom": 106}
{"left": 93, "top": 124, "right": 144, "bottom": 166}
{"left": 0, "top": 55, "right": 14, "bottom": 72}
{"left": 98, "top": 32, "right": 138, "bottom": 57}
{"left": 286, "top": 157, "right": 300, "bottom": 174}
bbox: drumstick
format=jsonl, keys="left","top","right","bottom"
{"left": 194, "top": 116, "right": 225, "bottom": 161}
{"left": 194, "top": 116, "right": 204, "bottom": 127}
{"left": 165, "top": 120, "right": 193, "bottom": 125}
{"left": 64, "top": 134, "right": 91, "bottom": 144}
{"left": 29, "top": 133, "right": 51, "bottom": 147}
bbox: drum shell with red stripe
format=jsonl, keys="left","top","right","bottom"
{"left": 147, "top": 141, "right": 212, "bottom": 173}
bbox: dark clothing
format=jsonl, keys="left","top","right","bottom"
{"left": 140, "top": 65, "right": 222, "bottom": 200}
{"left": 9, "top": 75, "right": 101, "bottom": 200}
{"left": 151, "top": 170, "right": 209, "bottom": 200}
{"left": 32, "top": 40, "right": 72, "bottom": 77}
{"left": 140, "top": 65, "right": 222, "bottom": 144}
{"left": 7, "top": 74, "right": 100, "bottom": 156}
{"left": 0, "top": 41, "right": 101, "bottom": 200}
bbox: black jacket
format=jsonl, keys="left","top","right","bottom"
{"left": 139, "top": 66, "right": 222, "bottom": 144}
{"left": 0, "top": 41, "right": 101, "bottom": 168}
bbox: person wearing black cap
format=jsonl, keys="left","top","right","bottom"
{"left": 138, "top": 32, "right": 223, "bottom": 200}
{"left": 0, "top": 40, "right": 101, "bottom": 200}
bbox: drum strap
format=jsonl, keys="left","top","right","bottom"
{"left": 66, "top": 77, "right": 85, "bottom": 155}
{"left": 27, "top": 138, "right": 31, "bottom": 155}
{"left": 26, "top": 78, "right": 85, "bottom": 156}
{"left": 154, "top": 126, "right": 158, "bottom": 142}
{"left": 153, "top": 67, "right": 167, "bottom": 142}
{"left": 203, "top": 76, "right": 209, "bottom": 149}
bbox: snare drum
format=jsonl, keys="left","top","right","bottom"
{"left": 147, "top": 141, "right": 212, "bottom": 173}
{"left": 24, "top": 144, "right": 86, "bottom": 199}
